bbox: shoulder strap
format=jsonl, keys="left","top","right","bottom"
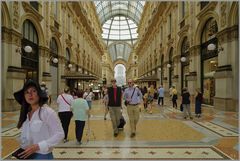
{"left": 61, "top": 94, "right": 70, "bottom": 106}
{"left": 85, "top": 92, "right": 90, "bottom": 99}
{"left": 131, "top": 88, "right": 136, "bottom": 99}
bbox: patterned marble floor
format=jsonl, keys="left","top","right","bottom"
{"left": 1, "top": 99, "right": 239, "bottom": 160}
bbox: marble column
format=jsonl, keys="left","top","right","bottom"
{"left": 213, "top": 26, "right": 238, "bottom": 111}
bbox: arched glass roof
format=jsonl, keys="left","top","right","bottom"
{"left": 94, "top": 1, "right": 145, "bottom": 61}
{"left": 102, "top": 16, "right": 138, "bottom": 45}
{"left": 94, "top": 1, "right": 145, "bottom": 25}
{"left": 108, "top": 42, "right": 132, "bottom": 62}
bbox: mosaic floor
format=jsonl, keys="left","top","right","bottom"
{"left": 1, "top": 99, "right": 239, "bottom": 160}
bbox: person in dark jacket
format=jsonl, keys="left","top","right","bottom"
{"left": 195, "top": 88, "right": 203, "bottom": 118}
{"left": 107, "top": 79, "right": 122, "bottom": 137}
{"left": 181, "top": 87, "right": 192, "bottom": 119}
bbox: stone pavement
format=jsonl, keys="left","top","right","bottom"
{"left": 1, "top": 99, "right": 239, "bottom": 160}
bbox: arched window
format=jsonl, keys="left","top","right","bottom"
{"left": 66, "top": 48, "right": 71, "bottom": 70}
{"left": 200, "top": 18, "right": 218, "bottom": 105}
{"left": 21, "top": 19, "right": 39, "bottom": 82}
{"left": 161, "top": 55, "right": 164, "bottom": 85}
{"left": 181, "top": 37, "right": 190, "bottom": 90}
{"left": 168, "top": 48, "right": 173, "bottom": 88}
{"left": 50, "top": 38, "right": 58, "bottom": 67}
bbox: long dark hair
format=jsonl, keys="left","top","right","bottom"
{"left": 17, "top": 86, "right": 46, "bottom": 129}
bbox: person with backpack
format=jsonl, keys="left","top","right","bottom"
{"left": 195, "top": 88, "right": 203, "bottom": 118}
{"left": 107, "top": 79, "right": 123, "bottom": 137}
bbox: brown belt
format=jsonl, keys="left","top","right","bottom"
{"left": 129, "top": 104, "right": 138, "bottom": 106}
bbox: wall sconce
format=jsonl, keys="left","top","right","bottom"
{"left": 68, "top": 64, "right": 72, "bottom": 68}
{"left": 180, "top": 57, "right": 187, "bottom": 62}
{"left": 152, "top": 70, "right": 155, "bottom": 75}
{"left": 158, "top": 67, "right": 161, "bottom": 71}
{"left": 167, "top": 64, "right": 171, "bottom": 68}
{"left": 207, "top": 43, "right": 224, "bottom": 53}
{"left": 48, "top": 56, "right": 58, "bottom": 64}
{"left": 78, "top": 67, "right": 82, "bottom": 73}
{"left": 16, "top": 45, "right": 32, "bottom": 54}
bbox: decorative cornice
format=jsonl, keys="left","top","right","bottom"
{"left": 22, "top": 2, "right": 43, "bottom": 22}
{"left": 13, "top": 2, "right": 20, "bottom": 29}
{"left": 196, "top": 2, "right": 218, "bottom": 20}
{"left": 7, "top": 66, "right": 25, "bottom": 73}
{"left": 217, "top": 25, "right": 239, "bottom": 44}
{"left": 42, "top": 72, "right": 51, "bottom": 77}
{"left": 38, "top": 46, "right": 50, "bottom": 57}
{"left": 177, "top": 24, "right": 190, "bottom": 37}
{"left": 216, "top": 65, "right": 232, "bottom": 72}
{"left": 1, "top": 27, "right": 22, "bottom": 45}
{"left": 50, "top": 25, "right": 62, "bottom": 38}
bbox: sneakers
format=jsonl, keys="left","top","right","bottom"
{"left": 63, "top": 139, "right": 69, "bottom": 143}
{"left": 130, "top": 133, "right": 136, "bottom": 138}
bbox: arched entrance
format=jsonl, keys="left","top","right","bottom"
{"left": 200, "top": 18, "right": 218, "bottom": 105}
{"left": 181, "top": 37, "right": 190, "bottom": 91}
{"left": 168, "top": 48, "right": 173, "bottom": 88}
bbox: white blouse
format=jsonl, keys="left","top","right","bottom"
{"left": 83, "top": 92, "right": 94, "bottom": 101}
{"left": 20, "top": 105, "right": 64, "bottom": 154}
{"left": 57, "top": 93, "right": 74, "bottom": 112}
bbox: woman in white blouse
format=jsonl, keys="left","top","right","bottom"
{"left": 57, "top": 87, "right": 74, "bottom": 143}
{"left": 13, "top": 79, "right": 64, "bottom": 159}
{"left": 83, "top": 88, "right": 95, "bottom": 110}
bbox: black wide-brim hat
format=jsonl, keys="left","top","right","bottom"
{"left": 14, "top": 79, "right": 48, "bottom": 105}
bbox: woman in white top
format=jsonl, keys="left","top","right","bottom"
{"left": 102, "top": 88, "right": 109, "bottom": 120}
{"left": 57, "top": 87, "right": 74, "bottom": 143}
{"left": 13, "top": 79, "right": 64, "bottom": 159}
{"left": 83, "top": 88, "right": 94, "bottom": 110}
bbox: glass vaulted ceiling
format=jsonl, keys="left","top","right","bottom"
{"left": 94, "top": 1, "right": 145, "bottom": 62}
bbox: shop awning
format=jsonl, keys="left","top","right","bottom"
{"left": 61, "top": 73, "right": 98, "bottom": 80}
{"left": 137, "top": 74, "right": 159, "bottom": 82}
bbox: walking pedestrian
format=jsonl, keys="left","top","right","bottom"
{"left": 195, "top": 88, "right": 203, "bottom": 118}
{"left": 102, "top": 88, "right": 109, "bottom": 120}
{"left": 71, "top": 90, "right": 90, "bottom": 144}
{"left": 157, "top": 85, "right": 164, "bottom": 106}
{"left": 123, "top": 79, "right": 142, "bottom": 138}
{"left": 172, "top": 86, "right": 178, "bottom": 109}
{"left": 107, "top": 79, "right": 122, "bottom": 137}
{"left": 83, "top": 88, "right": 95, "bottom": 110}
{"left": 57, "top": 87, "right": 74, "bottom": 143}
{"left": 13, "top": 79, "right": 64, "bottom": 159}
{"left": 181, "top": 87, "right": 193, "bottom": 119}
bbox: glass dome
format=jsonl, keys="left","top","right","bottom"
{"left": 94, "top": 1, "right": 146, "bottom": 61}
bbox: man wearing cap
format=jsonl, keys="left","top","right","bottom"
{"left": 123, "top": 79, "right": 143, "bottom": 138}
{"left": 107, "top": 79, "right": 122, "bottom": 137}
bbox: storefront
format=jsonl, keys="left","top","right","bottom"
{"left": 200, "top": 18, "right": 218, "bottom": 105}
